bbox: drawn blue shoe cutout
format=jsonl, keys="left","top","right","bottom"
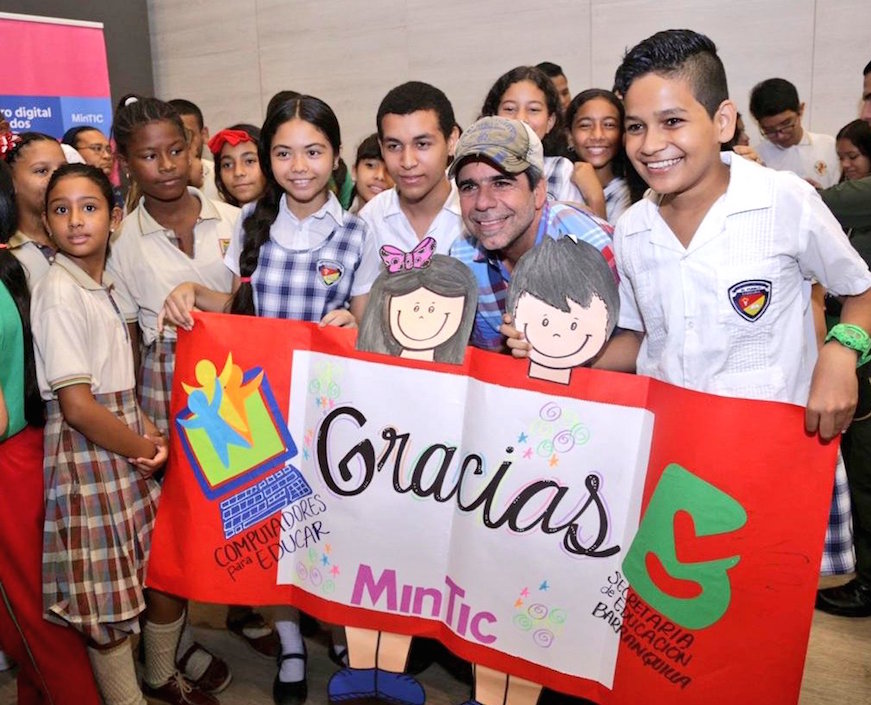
{"left": 375, "top": 669, "right": 425, "bottom": 705}
{"left": 327, "top": 667, "right": 377, "bottom": 701}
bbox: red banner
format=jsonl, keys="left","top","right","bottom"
{"left": 148, "top": 312, "right": 838, "bottom": 705}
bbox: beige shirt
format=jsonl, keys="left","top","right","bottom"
{"left": 31, "top": 254, "right": 134, "bottom": 399}
{"left": 106, "top": 188, "right": 239, "bottom": 345}
{"left": 8, "top": 230, "right": 55, "bottom": 289}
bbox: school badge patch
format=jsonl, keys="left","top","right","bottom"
{"left": 317, "top": 259, "right": 344, "bottom": 287}
{"left": 729, "top": 280, "right": 771, "bottom": 322}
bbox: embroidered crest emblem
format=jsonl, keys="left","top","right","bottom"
{"left": 729, "top": 280, "right": 771, "bottom": 322}
{"left": 814, "top": 160, "right": 827, "bottom": 176}
{"left": 218, "top": 238, "right": 230, "bottom": 256}
{"left": 317, "top": 259, "right": 344, "bottom": 287}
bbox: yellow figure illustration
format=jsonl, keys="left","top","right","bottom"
{"left": 182, "top": 354, "right": 263, "bottom": 443}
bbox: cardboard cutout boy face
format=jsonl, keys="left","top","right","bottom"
{"left": 508, "top": 235, "right": 618, "bottom": 385}
{"left": 513, "top": 290, "right": 609, "bottom": 375}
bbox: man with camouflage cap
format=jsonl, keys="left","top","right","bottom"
{"left": 448, "top": 116, "right": 617, "bottom": 351}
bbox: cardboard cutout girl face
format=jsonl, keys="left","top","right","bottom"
{"left": 389, "top": 288, "right": 467, "bottom": 352}
{"left": 356, "top": 237, "right": 478, "bottom": 364}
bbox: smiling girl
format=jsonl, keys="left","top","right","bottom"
{"left": 565, "top": 89, "right": 633, "bottom": 223}
{"left": 480, "top": 66, "right": 605, "bottom": 217}
{"left": 160, "top": 94, "right": 380, "bottom": 704}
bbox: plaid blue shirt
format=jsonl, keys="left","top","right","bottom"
{"left": 450, "top": 202, "right": 616, "bottom": 351}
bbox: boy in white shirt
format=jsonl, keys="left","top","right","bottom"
{"left": 360, "top": 82, "right": 462, "bottom": 254}
{"left": 749, "top": 77, "right": 840, "bottom": 187}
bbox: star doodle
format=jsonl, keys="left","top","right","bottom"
{"left": 523, "top": 448, "right": 533, "bottom": 459}
{"left": 520, "top": 587, "right": 530, "bottom": 598}
{"left": 539, "top": 580, "right": 550, "bottom": 591}
{"left": 322, "top": 554, "right": 329, "bottom": 566}
{"left": 302, "top": 448, "right": 310, "bottom": 461}
{"left": 331, "top": 565, "right": 340, "bottom": 576}
{"left": 324, "top": 544, "right": 332, "bottom": 554}
{"left": 518, "top": 432, "right": 528, "bottom": 443}
{"left": 514, "top": 598, "right": 524, "bottom": 608}
{"left": 549, "top": 454, "right": 559, "bottom": 467}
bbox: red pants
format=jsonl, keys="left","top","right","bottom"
{"left": 0, "top": 425, "right": 100, "bottom": 705}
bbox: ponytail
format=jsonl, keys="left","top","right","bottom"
{"left": 228, "top": 181, "right": 281, "bottom": 315}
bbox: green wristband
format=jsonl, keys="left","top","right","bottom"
{"left": 825, "top": 323, "right": 871, "bottom": 367}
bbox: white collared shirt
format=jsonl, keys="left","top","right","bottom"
{"left": 358, "top": 180, "right": 463, "bottom": 254}
{"left": 615, "top": 152, "right": 871, "bottom": 405}
{"left": 757, "top": 129, "right": 841, "bottom": 188}
{"left": 107, "top": 187, "right": 239, "bottom": 344}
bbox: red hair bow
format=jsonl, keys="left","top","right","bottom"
{"left": 208, "top": 129, "right": 255, "bottom": 156}
{"left": 0, "top": 131, "right": 21, "bottom": 157}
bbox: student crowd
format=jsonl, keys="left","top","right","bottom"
{"left": 2, "top": 28, "right": 871, "bottom": 705}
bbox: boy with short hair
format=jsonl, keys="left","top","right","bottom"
{"left": 360, "top": 81, "right": 462, "bottom": 254}
{"left": 602, "top": 29, "right": 871, "bottom": 577}
{"left": 535, "top": 61, "right": 571, "bottom": 112}
{"left": 168, "top": 97, "right": 220, "bottom": 200}
{"left": 749, "top": 77, "right": 840, "bottom": 187}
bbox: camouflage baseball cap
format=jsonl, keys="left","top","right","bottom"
{"left": 449, "top": 116, "right": 544, "bottom": 181}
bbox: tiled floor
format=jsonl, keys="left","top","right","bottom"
{"left": 2, "top": 578, "right": 871, "bottom": 704}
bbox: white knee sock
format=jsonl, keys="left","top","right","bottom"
{"left": 87, "top": 640, "right": 147, "bottom": 705}
{"left": 143, "top": 613, "right": 185, "bottom": 688}
{"left": 275, "top": 612, "right": 305, "bottom": 682}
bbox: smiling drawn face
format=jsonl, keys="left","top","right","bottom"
{"left": 513, "top": 291, "right": 609, "bottom": 370}
{"left": 389, "top": 286, "right": 466, "bottom": 352}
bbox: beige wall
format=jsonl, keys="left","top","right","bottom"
{"left": 148, "top": 0, "right": 870, "bottom": 160}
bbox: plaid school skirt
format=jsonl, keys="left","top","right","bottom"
{"left": 138, "top": 338, "right": 177, "bottom": 435}
{"left": 42, "top": 389, "right": 161, "bottom": 645}
{"left": 821, "top": 451, "right": 855, "bottom": 575}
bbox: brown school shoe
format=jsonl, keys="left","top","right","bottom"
{"left": 177, "top": 642, "right": 232, "bottom": 694}
{"left": 142, "top": 671, "right": 219, "bottom": 705}
{"left": 226, "top": 609, "right": 281, "bottom": 659}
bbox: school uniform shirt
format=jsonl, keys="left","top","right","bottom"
{"left": 544, "top": 155, "right": 585, "bottom": 204}
{"left": 615, "top": 151, "right": 871, "bottom": 406}
{"left": 358, "top": 180, "right": 463, "bottom": 255}
{"left": 31, "top": 254, "right": 135, "bottom": 400}
{"left": 451, "top": 202, "right": 616, "bottom": 351}
{"left": 224, "top": 192, "right": 379, "bottom": 320}
{"left": 106, "top": 187, "right": 238, "bottom": 346}
{"left": 7, "top": 230, "right": 54, "bottom": 289}
{"left": 757, "top": 130, "right": 841, "bottom": 188}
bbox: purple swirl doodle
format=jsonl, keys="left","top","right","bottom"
{"left": 552, "top": 428, "right": 576, "bottom": 453}
{"left": 310, "top": 567, "right": 323, "bottom": 586}
{"left": 528, "top": 603, "right": 549, "bottom": 620}
{"left": 296, "top": 562, "right": 309, "bottom": 580}
{"left": 533, "top": 629, "right": 555, "bottom": 648}
{"left": 539, "top": 402, "right": 562, "bottom": 422}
